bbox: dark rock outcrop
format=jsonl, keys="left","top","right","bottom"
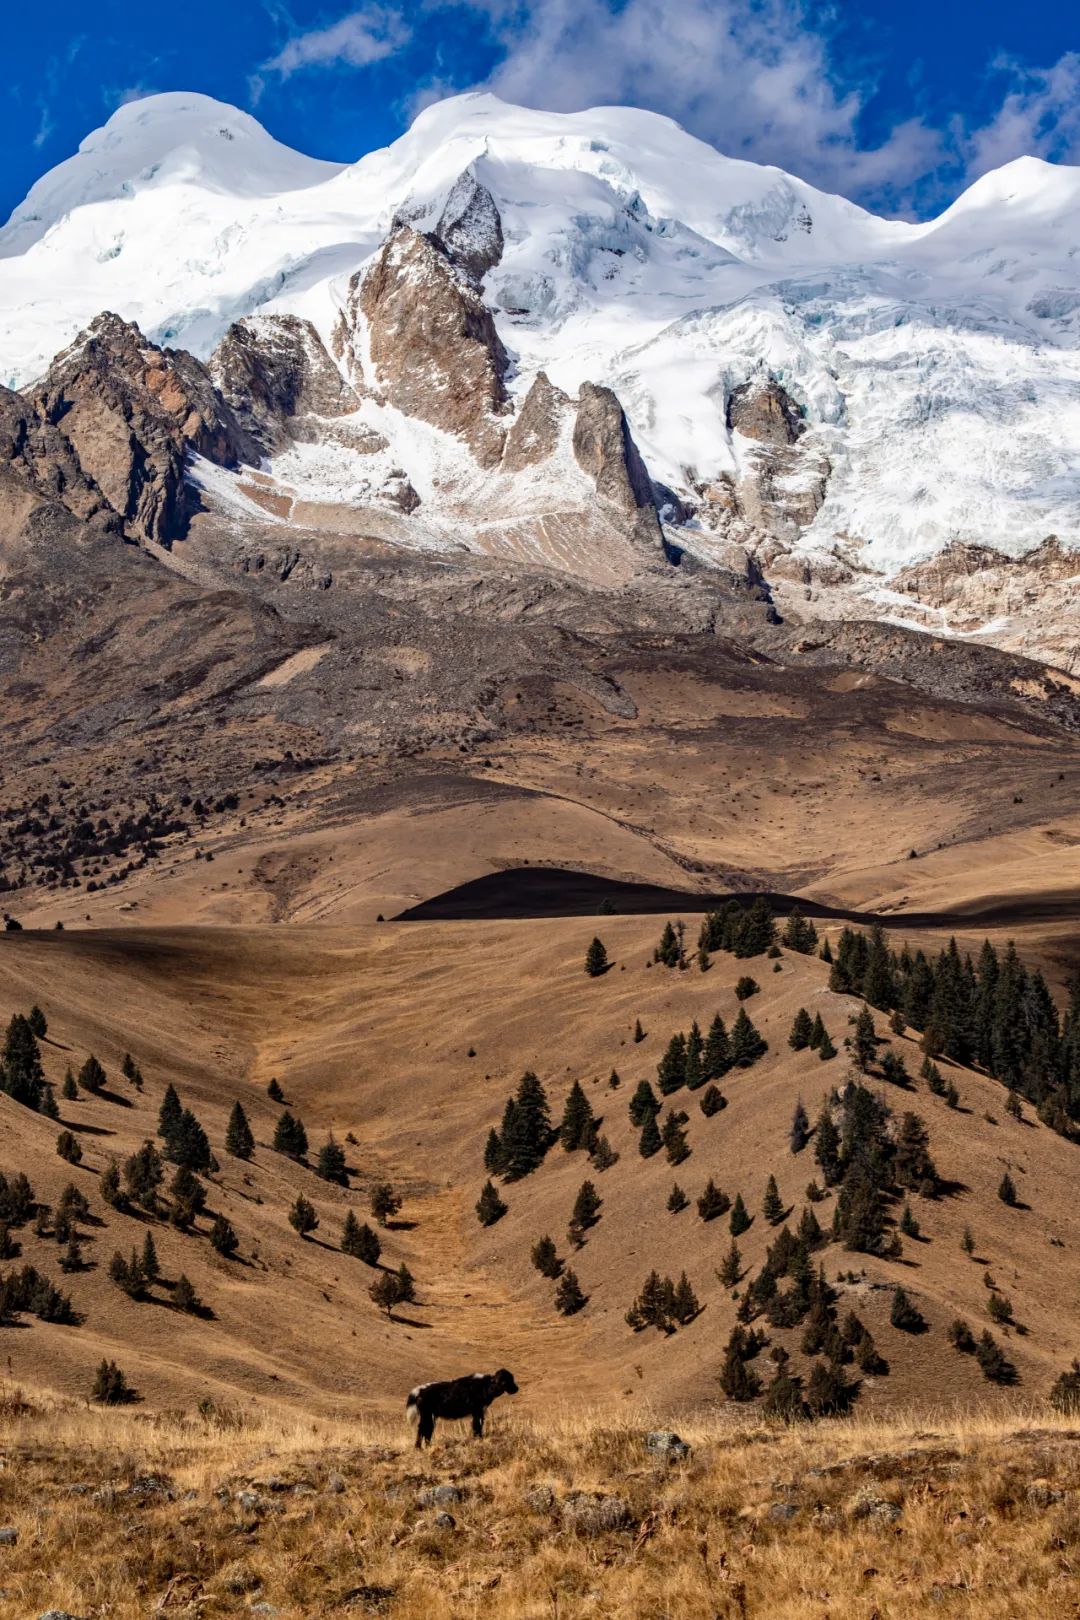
{"left": 355, "top": 227, "right": 510, "bottom": 467}
{"left": 501, "top": 372, "right": 568, "bottom": 472}
{"left": 433, "top": 171, "right": 504, "bottom": 285}
{"left": 572, "top": 381, "right": 661, "bottom": 545}
{"left": 727, "top": 375, "right": 804, "bottom": 445}
{"left": 28, "top": 312, "right": 258, "bottom": 545}
{"left": 210, "top": 315, "right": 361, "bottom": 453}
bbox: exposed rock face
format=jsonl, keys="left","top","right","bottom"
{"left": 501, "top": 372, "right": 568, "bottom": 472}
{"left": 210, "top": 315, "right": 361, "bottom": 453}
{"left": 433, "top": 171, "right": 504, "bottom": 285}
{"left": 28, "top": 312, "right": 257, "bottom": 544}
{"left": 356, "top": 227, "right": 510, "bottom": 467}
{"left": 572, "top": 382, "right": 660, "bottom": 546}
{"left": 727, "top": 374, "right": 804, "bottom": 445}
{"left": 0, "top": 384, "right": 108, "bottom": 536}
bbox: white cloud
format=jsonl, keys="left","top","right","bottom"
{"left": 31, "top": 104, "right": 55, "bottom": 150}
{"left": 963, "top": 53, "right": 1080, "bottom": 180}
{"left": 263, "top": 5, "right": 411, "bottom": 77}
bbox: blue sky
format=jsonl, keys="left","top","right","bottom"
{"left": 5, "top": 1, "right": 1079, "bottom": 221}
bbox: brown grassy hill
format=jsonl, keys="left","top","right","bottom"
{"left": 0, "top": 914, "right": 1076, "bottom": 1426}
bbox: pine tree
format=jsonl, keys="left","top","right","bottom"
{"left": 210, "top": 1215, "right": 239, "bottom": 1257}
{"left": 730, "top": 1008, "right": 766, "bottom": 1068}
{"left": 671, "top": 1272, "right": 700, "bottom": 1325}
{"left": 225, "top": 1101, "right": 255, "bottom": 1160}
{"left": 158, "top": 1083, "right": 183, "bottom": 1141}
{"left": 59, "top": 1233, "right": 84, "bottom": 1274}
{"left": 818, "top": 1031, "right": 837, "bottom": 1061}
{"left": 173, "top": 1274, "right": 202, "bottom": 1314}
{"left": 894, "top": 1112, "right": 938, "bottom": 1193}
{"left": 124, "top": 1141, "right": 164, "bottom": 1210}
{"left": 735, "top": 975, "right": 759, "bottom": 1001}
{"left": 852, "top": 1006, "right": 878, "bottom": 1070}
{"left": 813, "top": 1105, "right": 841, "bottom": 1185}
{"left": 267, "top": 1078, "right": 284, "bottom": 1103}
{"left": 109, "top": 1249, "right": 145, "bottom": 1299}
{"left": 763, "top": 1359, "right": 805, "bottom": 1420}
{"left": 590, "top": 1134, "right": 618, "bottom": 1170}
{"left": 639, "top": 1111, "right": 662, "bottom": 1158}
{"left": 718, "top": 1240, "right": 741, "bottom": 1288}
{"left": 699, "top": 1084, "right": 726, "bottom": 1118}
{"left": 92, "top": 1359, "right": 136, "bottom": 1405}
{"left": 140, "top": 1230, "right": 160, "bottom": 1285}
{"left": 369, "top": 1271, "right": 403, "bottom": 1318}
{"left": 782, "top": 910, "right": 819, "bottom": 954}
{"left": 273, "top": 1111, "right": 308, "bottom": 1160}
{"left": 998, "top": 1171, "right": 1019, "bottom": 1207}
{"left": 662, "top": 1109, "right": 690, "bottom": 1165}
{"left": 628, "top": 1079, "right": 661, "bottom": 1127}
{"left": 976, "top": 1330, "right": 1017, "bottom": 1384}
{"left": 703, "top": 1012, "right": 731, "bottom": 1079}
{"left": 763, "top": 1175, "right": 784, "bottom": 1224}
{"left": 805, "top": 1359, "right": 853, "bottom": 1417}
{"left": 370, "top": 1183, "right": 402, "bottom": 1226}
{"left": 502, "top": 1072, "right": 552, "bottom": 1179}
{"left": 476, "top": 1180, "right": 508, "bottom": 1226}
{"left": 531, "top": 1234, "right": 562, "bottom": 1278}
{"left": 169, "top": 1164, "right": 206, "bottom": 1229}
{"left": 1049, "top": 1361, "right": 1080, "bottom": 1415}
{"left": 61, "top": 1069, "right": 77, "bottom": 1101}
{"left": 571, "top": 1180, "right": 601, "bottom": 1234}
{"left": 27, "top": 1005, "right": 47, "bottom": 1038}
{"left": 789, "top": 1009, "right": 813, "bottom": 1051}
{"left": 790, "top": 1099, "right": 809, "bottom": 1153}
{"left": 667, "top": 1182, "right": 689, "bottom": 1214}
{"left": 809, "top": 1013, "right": 827, "bottom": 1050}
{"left": 900, "top": 1201, "right": 920, "bottom": 1238}
{"left": 484, "top": 1127, "right": 506, "bottom": 1174}
{"left": 654, "top": 921, "right": 681, "bottom": 968}
{"left": 56, "top": 1130, "right": 82, "bottom": 1164}
{"left": 718, "top": 1327, "right": 761, "bottom": 1400}
{"left": 100, "top": 1159, "right": 124, "bottom": 1209}
{"left": 74, "top": 1055, "right": 105, "bottom": 1097}
{"left": 342, "top": 1213, "right": 381, "bottom": 1264}
{"left": 555, "top": 1269, "right": 586, "bottom": 1315}
{"left": 730, "top": 1193, "right": 751, "bottom": 1235}
{"left": 961, "top": 1226, "right": 976, "bottom": 1257}
{"left": 289, "top": 1194, "right": 319, "bottom": 1237}
{"left": 626, "top": 1271, "right": 676, "bottom": 1333}
{"left": 890, "top": 1285, "right": 925, "bottom": 1332}
{"left": 697, "top": 1178, "right": 729, "bottom": 1221}
{"left": 560, "top": 1081, "right": 596, "bottom": 1151}
{"left": 585, "top": 937, "right": 609, "bottom": 977}
{"left": 657, "top": 1032, "right": 687, "bottom": 1095}
{"left": 169, "top": 1109, "right": 212, "bottom": 1172}
{"left": 633, "top": 1019, "right": 645, "bottom": 1043}
{"left": 316, "top": 1136, "right": 347, "bottom": 1184}
{"left": 0, "top": 1016, "right": 44, "bottom": 1111}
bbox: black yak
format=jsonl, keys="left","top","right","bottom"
{"left": 405, "top": 1368, "right": 518, "bottom": 1447}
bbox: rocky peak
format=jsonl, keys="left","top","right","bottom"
{"left": 29, "top": 313, "right": 257, "bottom": 545}
{"left": 210, "top": 315, "right": 360, "bottom": 454}
{"left": 432, "top": 171, "right": 504, "bottom": 285}
{"left": 572, "top": 382, "right": 662, "bottom": 548}
{"left": 727, "top": 374, "right": 804, "bottom": 446}
{"left": 355, "top": 226, "right": 510, "bottom": 468}
{"left": 501, "top": 372, "right": 569, "bottom": 472}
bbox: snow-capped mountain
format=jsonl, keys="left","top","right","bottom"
{"left": 1, "top": 91, "right": 1078, "bottom": 664}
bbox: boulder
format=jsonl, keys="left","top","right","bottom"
{"left": 644, "top": 1430, "right": 691, "bottom": 1462}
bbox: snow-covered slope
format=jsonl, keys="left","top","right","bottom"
{"left": 2, "top": 89, "right": 1078, "bottom": 594}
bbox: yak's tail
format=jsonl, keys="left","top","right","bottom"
{"left": 405, "top": 1390, "right": 421, "bottom": 1427}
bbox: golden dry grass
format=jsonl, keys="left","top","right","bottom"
{"left": 3, "top": 1392, "right": 1080, "bottom": 1617}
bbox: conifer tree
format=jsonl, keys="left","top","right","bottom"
{"left": 719, "top": 1327, "right": 761, "bottom": 1400}
{"left": 730, "top": 1007, "right": 766, "bottom": 1068}
{"left": 100, "top": 1158, "right": 123, "bottom": 1209}
{"left": 140, "top": 1230, "right": 160, "bottom": 1285}
{"left": 342, "top": 1212, "right": 381, "bottom": 1264}
{"left": 809, "top": 1013, "right": 826, "bottom": 1050}
{"left": 169, "top": 1164, "right": 206, "bottom": 1229}
{"left": 560, "top": 1081, "right": 596, "bottom": 1151}
{"left": 476, "top": 1180, "right": 508, "bottom": 1226}
{"left": 813, "top": 1105, "right": 841, "bottom": 1185}
{"left": 626, "top": 1271, "right": 676, "bottom": 1333}
{"left": 272, "top": 1111, "right": 308, "bottom": 1160}
{"left": 684, "top": 1021, "right": 705, "bottom": 1090}
{"left": 590, "top": 1133, "right": 618, "bottom": 1170}
{"left": 267, "top": 1078, "right": 284, "bottom": 1103}
{"left": 56, "top": 1130, "right": 82, "bottom": 1165}
{"left": 75, "top": 1054, "right": 105, "bottom": 1096}
{"left": 502, "top": 1072, "right": 552, "bottom": 1179}
{"left": 370, "top": 1183, "right": 402, "bottom": 1226}
{"left": 555, "top": 1269, "right": 586, "bottom": 1315}
{"left": 699, "top": 1084, "right": 726, "bottom": 1117}
{"left": 584, "top": 937, "right": 609, "bottom": 977}
{"left": 782, "top": 910, "right": 818, "bottom": 954}
{"left": 818, "top": 1031, "right": 837, "bottom": 1061}
{"left": 169, "top": 1109, "right": 212, "bottom": 1172}
{"left": 124, "top": 1141, "right": 164, "bottom": 1210}
{"left": 697, "top": 1178, "right": 729, "bottom": 1221}
{"left": 629, "top": 1079, "right": 661, "bottom": 1127}
{"left": 789, "top": 1009, "right": 813, "bottom": 1051}
{"left": 657, "top": 1032, "right": 687, "bottom": 1095}
{"left": 225, "top": 1102, "right": 255, "bottom": 1160}
{"left": 805, "top": 1359, "right": 853, "bottom": 1417}
{"left": 735, "top": 975, "right": 759, "bottom": 1001}
{"left": 667, "top": 1182, "right": 688, "bottom": 1214}
{"left": 976, "top": 1330, "right": 1017, "bottom": 1384}
{"left": 571, "top": 1180, "right": 601, "bottom": 1233}
{"left": 790, "top": 1099, "right": 809, "bottom": 1153}
{"left": 638, "top": 1111, "right": 662, "bottom": 1158}
{"left": 61, "top": 1069, "right": 77, "bottom": 1101}
{"left": 899, "top": 1201, "right": 920, "bottom": 1238}
{"left": 109, "top": 1248, "right": 145, "bottom": 1299}
{"left": 998, "top": 1171, "right": 1018, "bottom": 1206}
{"left": 210, "top": 1215, "right": 239, "bottom": 1257}
{"left": 40, "top": 1088, "right": 59, "bottom": 1121}
{"left": 730, "top": 1193, "right": 752, "bottom": 1236}
{"left": 173, "top": 1274, "right": 202, "bottom": 1314}
{"left": 762, "top": 1175, "right": 784, "bottom": 1225}
{"left": 654, "top": 921, "right": 681, "bottom": 968}
{"left": 316, "top": 1136, "right": 347, "bottom": 1184}
{"left": 484, "top": 1127, "right": 506, "bottom": 1175}
{"left": 531, "top": 1234, "right": 561, "bottom": 1278}
{"left": 894, "top": 1112, "right": 938, "bottom": 1193}
{"left": 92, "top": 1359, "right": 136, "bottom": 1405}
{"left": 289, "top": 1194, "right": 319, "bottom": 1237}
{"left": 961, "top": 1226, "right": 976, "bottom": 1257}
{"left": 718, "top": 1240, "right": 742, "bottom": 1288}
{"left": 702, "top": 1012, "right": 731, "bottom": 1081}
{"left": 369, "top": 1271, "right": 403, "bottom": 1318}
{"left": 59, "top": 1233, "right": 84, "bottom": 1274}
{"left": 633, "top": 1018, "right": 646, "bottom": 1043}
{"left": 671, "top": 1271, "right": 700, "bottom": 1325}
{"left": 890, "top": 1285, "right": 925, "bottom": 1332}
{"left": 158, "top": 1083, "right": 183, "bottom": 1141}
{"left": 662, "top": 1109, "right": 690, "bottom": 1165}
{"left": 853, "top": 1006, "right": 878, "bottom": 1071}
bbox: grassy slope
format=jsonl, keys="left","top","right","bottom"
{"left": 0, "top": 915, "right": 1076, "bottom": 1423}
